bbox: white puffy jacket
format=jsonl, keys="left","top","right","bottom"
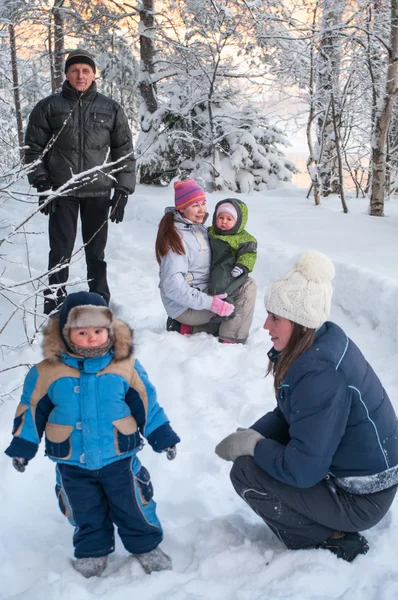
{"left": 159, "top": 209, "right": 213, "bottom": 318}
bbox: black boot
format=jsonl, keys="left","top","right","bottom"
{"left": 44, "top": 293, "right": 65, "bottom": 316}
{"left": 166, "top": 317, "right": 182, "bottom": 332}
{"left": 317, "top": 531, "right": 369, "bottom": 562}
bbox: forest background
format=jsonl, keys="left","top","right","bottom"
{"left": 1, "top": 0, "right": 398, "bottom": 212}
{"left": 1, "top": 4, "right": 398, "bottom": 595}
{"left": 1, "top": 0, "right": 398, "bottom": 388}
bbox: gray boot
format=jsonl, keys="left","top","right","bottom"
{"left": 135, "top": 546, "right": 172, "bottom": 574}
{"left": 72, "top": 556, "right": 108, "bottom": 578}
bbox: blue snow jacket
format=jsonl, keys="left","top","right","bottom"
{"left": 251, "top": 322, "right": 398, "bottom": 494}
{"left": 5, "top": 317, "right": 180, "bottom": 471}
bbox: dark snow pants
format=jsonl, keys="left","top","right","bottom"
{"left": 55, "top": 458, "right": 163, "bottom": 558}
{"left": 230, "top": 456, "right": 397, "bottom": 549}
{"left": 44, "top": 196, "right": 110, "bottom": 314}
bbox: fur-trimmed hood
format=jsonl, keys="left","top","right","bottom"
{"left": 42, "top": 316, "right": 134, "bottom": 362}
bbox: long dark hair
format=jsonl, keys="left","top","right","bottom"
{"left": 267, "top": 322, "right": 316, "bottom": 393}
{"left": 155, "top": 211, "right": 185, "bottom": 263}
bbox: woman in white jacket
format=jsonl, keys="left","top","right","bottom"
{"left": 155, "top": 179, "right": 256, "bottom": 343}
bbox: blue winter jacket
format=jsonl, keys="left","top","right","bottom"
{"left": 5, "top": 317, "right": 180, "bottom": 471}
{"left": 251, "top": 322, "right": 398, "bottom": 494}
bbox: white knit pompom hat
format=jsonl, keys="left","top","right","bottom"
{"left": 265, "top": 250, "right": 335, "bottom": 328}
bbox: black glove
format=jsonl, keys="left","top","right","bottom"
{"left": 110, "top": 189, "right": 128, "bottom": 224}
{"left": 163, "top": 445, "right": 177, "bottom": 460}
{"left": 36, "top": 179, "right": 55, "bottom": 216}
{"left": 12, "top": 457, "right": 29, "bottom": 473}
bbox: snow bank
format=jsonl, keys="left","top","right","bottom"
{"left": 1, "top": 184, "right": 398, "bottom": 599}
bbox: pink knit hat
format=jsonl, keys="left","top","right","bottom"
{"left": 174, "top": 179, "right": 206, "bottom": 211}
{"left": 216, "top": 202, "right": 238, "bottom": 222}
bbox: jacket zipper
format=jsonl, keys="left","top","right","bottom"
{"left": 79, "top": 93, "right": 83, "bottom": 173}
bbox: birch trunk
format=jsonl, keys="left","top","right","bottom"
{"left": 138, "top": 0, "right": 158, "bottom": 184}
{"left": 306, "top": 2, "right": 321, "bottom": 205}
{"left": 139, "top": 0, "right": 158, "bottom": 117}
{"left": 370, "top": 0, "right": 398, "bottom": 216}
{"left": 53, "top": 0, "right": 65, "bottom": 93}
{"left": 316, "top": 0, "right": 345, "bottom": 197}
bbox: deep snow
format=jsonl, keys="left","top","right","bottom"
{"left": 1, "top": 183, "right": 398, "bottom": 600}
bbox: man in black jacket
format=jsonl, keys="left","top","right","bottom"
{"left": 25, "top": 48, "right": 136, "bottom": 315}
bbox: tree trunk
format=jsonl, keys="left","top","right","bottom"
{"left": 365, "top": 4, "right": 384, "bottom": 201}
{"left": 48, "top": 20, "right": 55, "bottom": 93}
{"left": 316, "top": 0, "right": 345, "bottom": 197}
{"left": 8, "top": 24, "right": 24, "bottom": 161}
{"left": 139, "top": 0, "right": 158, "bottom": 118}
{"left": 370, "top": 0, "right": 398, "bottom": 216}
{"left": 331, "top": 93, "right": 348, "bottom": 213}
{"left": 306, "top": 2, "right": 321, "bottom": 205}
{"left": 53, "top": 0, "right": 65, "bottom": 93}
{"left": 137, "top": 0, "right": 158, "bottom": 184}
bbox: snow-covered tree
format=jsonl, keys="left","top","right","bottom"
{"left": 138, "top": 84, "right": 295, "bottom": 190}
{"left": 137, "top": 0, "right": 295, "bottom": 190}
{"left": 95, "top": 33, "right": 140, "bottom": 133}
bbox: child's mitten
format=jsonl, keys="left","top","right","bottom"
{"left": 12, "top": 457, "right": 28, "bottom": 473}
{"left": 163, "top": 445, "right": 177, "bottom": 460}
{"left": 210, "top": 294, "right": 234, "bottom": 317}
{"left": 231, "top": 265, "right": 245, "bottom": 278}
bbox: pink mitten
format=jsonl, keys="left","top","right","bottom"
{"left": 210, "top": 294, "right": 234, "bottom": 317}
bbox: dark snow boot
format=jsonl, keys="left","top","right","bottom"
{"left": 72, "top": 556, "right": 108, "bottom": 577}
{"left": 166, "top": 317, "right": 182, "bottom": 332}
{"left": 317, "top": 531, "right": 369, "bottom": 562}
{"left": 135, "top": 546, "right": 172, "bottom": 574}
{"left": 166, "top": 317, "right": 192, "bottom": 335}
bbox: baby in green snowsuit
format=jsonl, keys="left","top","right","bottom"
{"left": 207, "top": 199, "right": 257, "bottom": 301}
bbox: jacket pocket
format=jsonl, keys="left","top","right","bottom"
{"left": 45, "top": 423, "right": 73, "bottom": 459}
{"left": 12, "top": 404, "right": 28, "bottom": 436}
{"left": 91, "top": 111, "right": 112, "bottom": 128}
{"left": 113, "top": 416, "right": 141, "bottom": 454}
{"left": 135, "top": 466, "right": 153, "bottom": 504}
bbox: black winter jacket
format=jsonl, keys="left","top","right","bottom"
{"left": 25, "top": 81, "right": 136, "bottom": 198}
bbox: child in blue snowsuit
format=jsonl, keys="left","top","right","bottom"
{"left": 5, "top": 291, "right": 180, "bottom": 578}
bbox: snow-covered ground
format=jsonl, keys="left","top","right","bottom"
{"left": 1, "top": 182, "right": 398, "bottom": 599}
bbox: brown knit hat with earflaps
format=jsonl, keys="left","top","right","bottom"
{"left": 59, "top": 291, "right": 113, "bottom": 358}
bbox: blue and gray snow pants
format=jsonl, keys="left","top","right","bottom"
{"left": 55, "top": 457, "right": 163, "bottom": 558}
{"left": 230, "top": 456, "right": 397, "bottom": 549}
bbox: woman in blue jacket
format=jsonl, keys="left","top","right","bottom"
{"left": 5, "top": 291, "right": 180, "bottom": 578}
{"left": 215, "top": 251, "right": 398, "bottom": 562}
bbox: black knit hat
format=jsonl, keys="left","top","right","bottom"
{"left": 64, "top": 49, "right": 96, "bottom": 74}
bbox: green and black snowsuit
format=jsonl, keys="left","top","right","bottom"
{"left": 208, "top": 199, "right": 257, "bottom": 300}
